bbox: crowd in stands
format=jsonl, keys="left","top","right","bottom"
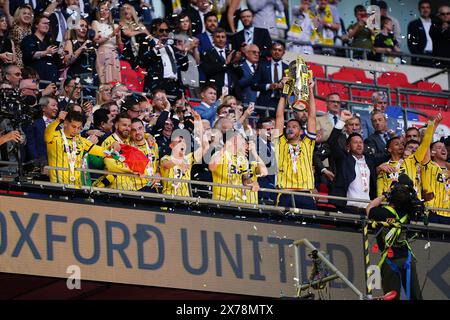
{"left": 0, "top": 0, "right": 448, "bottom": 225}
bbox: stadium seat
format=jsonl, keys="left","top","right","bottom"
{"left": 120, "top": 61, "right": 145, "bottom": 92}
{"left": 339, "top": 67, "right": 374, "bottom": 84}
{"left": 416, "top": 81, "right": 443, "bottom": 92}
{"left": 330, "top": 72, "right": 360, "bottom": 98}
{"left": 316, "top": 80, "right": 332, "bottom": 97}
{"left": 306, "top": 62, "right": 326, "bottom": 78}
{"left": 377, "top": 72, "right": 416, "bottom": 89}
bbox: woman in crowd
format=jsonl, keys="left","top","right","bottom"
{"left": 0, "top": 12, "right": 16, "bottom": 66}
{"left": 119, "top": 3, "right": 150, "bottom": 69}
{"left": 92, "top": 0, "right": 122, "bottom": 84}
{"left": 174, "top": 12, "right": 200, "bottom": 89}
{"left": 21, "top": 14, "right": 61, "bottom": 85}
{"left": 11, "top": 4, "right": 33, "bottom": 68}
{"left": 63, "top": 17, "right": 96, "bottom": 81}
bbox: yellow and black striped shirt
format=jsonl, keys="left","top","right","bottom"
{"left": 160, "top": 153, "right": 194, "bottom": 197}
{"left": 45, "top": 120, "right": 105, "bottom": 187}
{"left": 211, "top": 151, "right": 254, "bottom": 202}
{"left": 421, "top": 161, "right": 450, "bottom": 217}
{"left": 377, "top": 122, "right": 434, "bottom": 198}
{"left": 275, "top": 131, "right": 316, "bottom": 190}
{"left": 98, "top": 133, "right": 132, "bottom": 190}
{"left": 377, "top": 155, "right": 424, "bottom": 198}
{"left": 129, "top": 141, "right": 159, "bottom": 191}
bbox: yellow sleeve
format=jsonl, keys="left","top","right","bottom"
{"left": 104, "top": 158, "right": 134, "bottom": 173}
{"left": 82, "top": 137, "right": 106, "bottom": 157}
{"left": 44, "top": 119, "right": 62, "bottom": 143}
{"left": 414, "top": 121, "right": 435, "bottom": 163}
{"left": 377, "top": 172, "right": 385, "bottom": 197}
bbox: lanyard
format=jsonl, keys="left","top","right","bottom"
{"left": 388, "top": 159, "right": 404, "bottom": 181}
{"left": 357, "top": 159, "right": 369, "bottom": 193}
{"left": 288, "top": 144, "right": 300, "bottom": 173}
{"left": 143, "top": 139, "right": 154, "bottom": 176}
{"left": 61, "top": 130, "right": 78, "bottom": 183}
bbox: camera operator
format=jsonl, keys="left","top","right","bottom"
{"left": 366, "top": 174, "right": 423, "bottom": 300}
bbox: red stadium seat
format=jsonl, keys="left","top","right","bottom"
{"left": 306, "top": 62, "right": 326, "bottom": 78}
{"left": 416, "top": 81, "right": 442, "bottom": 92}
{"left": 377, "top": 72, "right": 416, "bottom": 89}
{"left": 316, "top": 80, "right": 332, "bottom": 97}
{"left": 330, "top": 72, "right": 360, "bottom": 98}
{"left": 339, "top": 67, "right": 374, "bottom": 84}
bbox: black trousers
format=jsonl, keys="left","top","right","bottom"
{"left": 381, "top": 257, "right": 423, "bottom": 300}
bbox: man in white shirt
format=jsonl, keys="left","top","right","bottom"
{"left": 407, "top": 0, "right": 438, "bottom": 67}
{"left": 328, "top": 110, "right": 386, "bottom": 215}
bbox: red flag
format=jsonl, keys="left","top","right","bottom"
{"left": 120, "top": 144, "right": 149, "bottom": 175}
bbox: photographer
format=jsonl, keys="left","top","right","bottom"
{"left": 366, "top": 174, "right": 423, "bottom": 300}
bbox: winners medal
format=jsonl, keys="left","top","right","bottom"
{"left": 282, "top": 55, "right": 313, "bottom": 111}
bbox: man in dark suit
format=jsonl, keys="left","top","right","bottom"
{"left": 184, "top": 0, "right": 210, "bottom": 36}
{"left": 200, "top": 28, "right": 242, "bottom": 97}
{"left": 430, "top": 5, "right": 450, "bottom": 68}
{"left": 236, "top": 44, "right": 259, "bottom": 104}
{"left": 140, "top": 18, "right": 189, "bottom": 99}
{"left": 407, "top": 0, "right": 437, "bottom": 66}
{"left": 328, "top": 110, "right": 388, "bottom": 215}
{"left": 252, "top": 41, "right": 288, "bottom": 114}
{"left": 364, "top": 110, "right": 392, "bottom": 160}
{"left": 255, "top": 117, "right": 276, "bottom": 205}
{"left": 26, "top": 95, "right": 58, "bottom": 164}
{"left": 198, "top": 11, "right": 218, "bottom": 54}
{"left": 231, "top": 9, "right": 272, "bottom": 59}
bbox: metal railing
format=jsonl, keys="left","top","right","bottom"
{"left": 38, "top": 165, "right": 450, "bottom": 215}
{"left": 279, "top": 39, "right": 450, "bottom": 68}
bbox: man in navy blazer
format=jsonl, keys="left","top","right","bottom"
{"left": 252, "top": 41, "right": 288, "bottom": 113}
{"left": 26, "top": 95, "right": 58, "bottom": 164}
{"left": 232, "top": 9, "right": 272, "bottom": 59}
{"left": 407, "top": 0, "right": 437, "bottom": 66}
{"left": 200, "top": 28, "right": 242, "bottom": 97}
{"left": 198, "top": 11, "right": 218, "bottom": 54}
{"left": 237, "top": 44, "right": 260, "bottom": 104}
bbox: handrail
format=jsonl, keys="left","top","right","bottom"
{"left": 17, "top": 179, "right": 450, "bottom": 234}
{"left": 43, "top": 165, "right": 450, "bottom": 213}
{"left": 411, "top": 68, "right": 449, "bottom": 85}
{"left": 277, "top": 39, "right": 450, "bottom": 65}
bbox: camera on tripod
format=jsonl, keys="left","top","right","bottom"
{"left": 0, "top": 88, "right": 40, "bottom": 127}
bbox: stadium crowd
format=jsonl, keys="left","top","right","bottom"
{"left": 0, "top": 0, "right": 448, "bottom": 224}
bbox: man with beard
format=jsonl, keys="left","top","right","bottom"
{"left": 376, "top": 113, "right": 440, "bottom": 199}
{"left": 91, "top": 113, "right": 132, "bottom": 189}
{"left": 274, "top": 79, "right": 317, "bottom": 209}
{"left": 129, "top": 118, "right": 160, "bottom": 192}
{"left": 422, "top": 141, "right": 450, "bottom": 224}
{"left": 102, "top": 113, "right": 132, "bottom": 149}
